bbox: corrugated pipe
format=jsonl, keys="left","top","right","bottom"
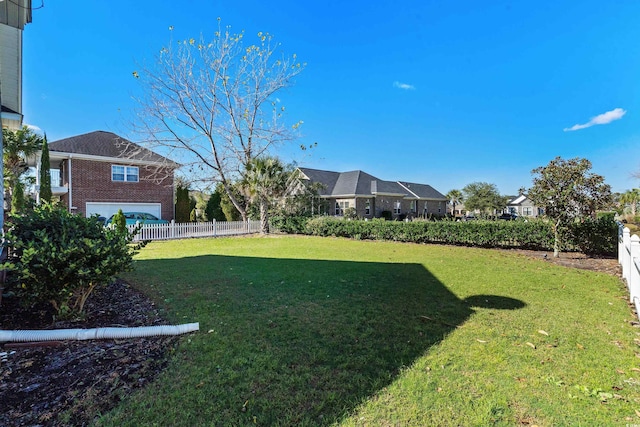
{"left": 0, "top": 323, "right": 199, "bottom": 343}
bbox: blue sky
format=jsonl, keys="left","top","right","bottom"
{"left": 21, "top": 0, "right": 640, "bottom": 196}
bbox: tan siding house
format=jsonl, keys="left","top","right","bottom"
{"left": 0, "top": 0, "right": 32, "bottom": 130}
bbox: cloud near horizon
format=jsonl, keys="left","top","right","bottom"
{"left": 393, "top": 81, "right": 415, "bottom": 90}
{"left": 563, "top": 108, "right": 627, "bottom": 132}
{"left": 25, "top": 124, "right": 44, "bottom": 134}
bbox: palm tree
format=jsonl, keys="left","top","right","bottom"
{"left": 446, "top": 189, "right": 464, "bottom": 218}
{"left": 2, "top": 126, "right": 43, "bottom": 210}
{"left": 242, "top": 156, "right": 290, "bottom": 234}
{"left": 620, "top": 188, "right": 640, "bottom": 217}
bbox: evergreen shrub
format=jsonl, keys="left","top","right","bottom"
{"left": 1, "top": 204, "right": 144, "bottom": 316}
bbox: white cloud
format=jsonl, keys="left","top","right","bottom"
{"left": 563, "top": 108, "right": 627, "bottom": 132}
{"left": 25, "top": 124, "right": 44, "bottom": 134}
{"left": 393, "top": 81, "right": 415, "bottom": 90}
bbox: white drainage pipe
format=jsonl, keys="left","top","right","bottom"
{"left": 0, "top": 322, "right": 199, "bottom": 343}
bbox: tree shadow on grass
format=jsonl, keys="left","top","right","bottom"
{"left": 124, "top": 255, "right": 525, "bottom": 426}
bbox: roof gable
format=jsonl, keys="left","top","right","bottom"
{"left": 372, "top": 179, "right": 407, "bottom": 195}
{"left": 48, "top": 131, "right": 176, "bottom": 166}
{"left": 297, "top": 167, "right": 444, "bottom": 199}
{"left": 508, "top": 194, "right": 528, "bottom": 205}
{"left": 298, "top": 167, "right": 340, "bottom": 195}
{"left": 398, "top": 182, "right": 447, "bottom": 200}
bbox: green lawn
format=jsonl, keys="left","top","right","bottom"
{"left": 96, "top": 236, "right": 640, "bottom": 426}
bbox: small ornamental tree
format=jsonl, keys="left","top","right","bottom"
{"left": 205, "top": 187, "right": 226, "bottom": 221}
{"left": 1, "top": 203, "right": 143, "bottom": 316}
{"left": 528, "top": 156, "right": 612, "bottom": 257}
{"left": 175, "top": 183, "right": 191, "bottom": 222}
{"left": 39, "top": 134, "right": 52, "bottom": 203}
{"left": 11, "top": 180, "right": 25, "bottom": 214}
{"left": 111, "top": 209, "right": 128, "bottom": 235}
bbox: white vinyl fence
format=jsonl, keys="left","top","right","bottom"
{"left": 618, "top": 225, "right": 640, "bottom": 317}
{"left": 127, "top": 220, "right": 261, "bottom": 242}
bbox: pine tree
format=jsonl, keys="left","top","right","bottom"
{"left": 39, "top": 134, "right": 52, "bottom": 203}
{"left": 205, "top": 187, "right": 226, "bottom": 221}
{"left": 11, "top": 180, "right": 25, "bottom": 213}
{"left": 175, "top": 183, "right": 191, "bottom": 222}
{"left": 112, "top": 209, "right": 127, "bottom": 235}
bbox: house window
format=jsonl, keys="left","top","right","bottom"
{"left": 523, "top": 206, "right": 533, "bottom": 216}
{"left": 112, "top": 165, "right": 139, "bottom": 182}
{"left": 393, "top": 201, "right": 401, "bottom": 214}
{"left": 424, "top": 202, "right": 429, "bottom": 214}
{"left": 365, "top": 199, "right": 371, "bottom": 215}
{"left": 336, "top": 201, "right": 349, "bottom": 215}
{"left": 50, "top": 169, "right": 61, "bottom": 187}
{"left": 410, "top": 200, "right": 416, "bottom": 213}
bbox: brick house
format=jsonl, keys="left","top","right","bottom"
{"left": 34, "top": 131, "right": 178, "bottom": 221}
{"left": 293, "top": 167, "right": 448, "bottom": 219}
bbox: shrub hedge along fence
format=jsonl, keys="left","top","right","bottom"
{"left": 270, "top": 215, "right": 618, "bottom": 256}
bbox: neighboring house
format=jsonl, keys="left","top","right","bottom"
{"left": 32, "top": 131, "right": 178, "bottom": 221}
{"left": 292, "top": 167, "right": 448, "bottom": 219}
{"left": 449, "top": 195, "right": 543, "bottom": 218}
{"left": 448, "top": 202, "right": 467, "bottom": 218}
{"left": 506, "top": 194, "right": 543, "bottom": 218}
{"left": 0, "top": 0, "right": 32, "bottom": 130}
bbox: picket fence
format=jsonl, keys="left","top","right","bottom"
{"left": 618, "top": 225, "right": 640, "bottom": 317}
{"left": 127, "top": 220, "right": 261, "bottom": 242}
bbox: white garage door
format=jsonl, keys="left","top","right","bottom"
{"left": 86, "top": 202, "right": 162, "bottom": 220}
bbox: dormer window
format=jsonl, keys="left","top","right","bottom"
{"left": 112, "top": 165, "right": 139, "bottom": 182}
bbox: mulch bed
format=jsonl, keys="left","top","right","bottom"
{"left": 0, "top": 250, "right": 624, "bottom": 426}
{"left": 0, "top": 280, "right": 180, "bottom": 427}
{"left": 499, "top": 248, "right": 622, "bottom": 277}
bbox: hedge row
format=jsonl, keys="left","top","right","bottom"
{"left": 270, "top": 215, "right": 618, "bottom": 256}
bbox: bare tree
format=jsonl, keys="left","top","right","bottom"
{"left": 133, "top": 20, "right": 305, "bottom": 221}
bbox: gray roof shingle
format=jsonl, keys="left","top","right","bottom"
{"left": 298, "top": 168, "right": 341, "bottom": 196}
{"left": 398, "top": 182, "right": 447, "bottom": 200}
{"left": 298, "top": 167, "right": 445, "bottom": 199}
{"left": 48, "top": 131, "right": 176, "bottom": 166}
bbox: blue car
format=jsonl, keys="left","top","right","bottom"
{"left": 105, "top": 212, "right": 169, "bottom": 225}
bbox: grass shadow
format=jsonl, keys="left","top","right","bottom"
{"left": 119, "top": 255, "right": 525, "bottom": 426}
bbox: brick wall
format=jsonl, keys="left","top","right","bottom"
{"left": 60, "top": 159, "right": 175, "bottom": 220}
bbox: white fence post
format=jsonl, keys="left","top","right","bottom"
{"left": 629, "top": 235, "right": 640, "bottom": 303}
{"left": 623, "top": 228, "right": 631, "bottom": 282}
{"left": 123, "top": 220, "right": 258, "bottom": 242}
{"left": 619, "top": 224, "right": 625, "bottom": 265}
